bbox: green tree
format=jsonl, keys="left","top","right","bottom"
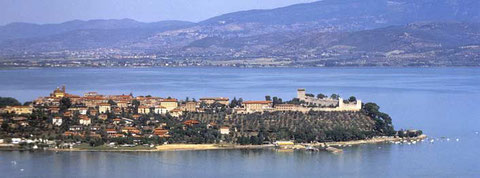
{"left": 1, "top": 122, "right": 8, "bottom": 131}
{"left": 0, "top": 97, "right": 21, "bottom": 107}
{"left": 265, "top": 95, "right": 271, "bottom": 101}
{"left": 59, "top": 97, "right": 72, "bottom": 112}
{"left": 238, "top": 98, "right": 243, "bottom": 105}
{"left": 317, "top": 94, "right": 326, "bottom": 99}
{"left": 272, "top": 96, "right": 283, "bottom": 106}
{"left": 108, "top": 99, "right": 117, "bottom": 106}
{"left": 230, "top": 97, "right": 238, "bottom": 108}
{"left": 348, "top": 96, "right": 357, "bottom": 102}
{"left": 89, "top": 138, "right": 104, "bottom": 147}
{"left": 131, "top": 99, "right": 141, "bottom": 111}
{"left": 330, "top": 94, "right": 340, "bottom": 100}
{"left": 363, "top": 102, "right": 395, "bottom": 136}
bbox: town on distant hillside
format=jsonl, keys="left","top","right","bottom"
{"left": 0, "top": 86, "right": 421, "bottom": 150}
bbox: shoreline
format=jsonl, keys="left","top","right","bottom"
{"left": 1, "top": 66, "right": 478, "bottom": 71}
{"left": 46, "top": 144, "right": 274, "bottom": 152}
{"left": 323, "top": 134, "right": 427, "bottom": 147}
{"left": 29, "top": 135, "right": 427, "bottom": 152}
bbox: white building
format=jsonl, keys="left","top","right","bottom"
{"left": 79, "top": 117, "right": 91, "bottom": 126}
{"left": 154, "top": 106, "right": 167, "bottom": 114}
{"left": 78, "top": 107, "right": 88, "bottom": 115}
{"left": 11, "top": 138, "right": 22, "bottom": 144}
{"left": 98, "top": 103, "right": 111, "bottom": 114}
{"left": 52, "top": 117, "right": 63, "bottom": 126}
{"left": 220, "top": 127, "right": 230, "bottom": 135}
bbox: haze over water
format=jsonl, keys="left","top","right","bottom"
{"left": 1, "top": 67, "right": 479, "bottom": 177}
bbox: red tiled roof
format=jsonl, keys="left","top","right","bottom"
{"left": 122, "top": 127, "right": 137, "bottom": 130}
{"left": 153, "top": 129, "right": 168, "bottom": 136}
{"left": 183, "top": 120, "right": 200, "bottom": 126}
{"left": 243, "top": 101, "right": 272, "bottom": 104}
{"left": 162, "top": 98, "right": 178, "bottom": 102}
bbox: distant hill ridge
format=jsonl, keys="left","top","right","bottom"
{"left": 0, "top": 0, "right": 479, "bottom": 66}
{"left": 0, "top": 19, "right": 194, "bottom": 41}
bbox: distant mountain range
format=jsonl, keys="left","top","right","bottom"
{"left": 1, "top": 0, "right": 479, "bottom": 66}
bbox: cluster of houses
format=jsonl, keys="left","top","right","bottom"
{"left": 0, "top": 86, "right": 362, "bottom": 141}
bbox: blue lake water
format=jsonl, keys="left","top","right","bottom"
{"left": 0, "top": 67, "right": 479, "bottom": 177}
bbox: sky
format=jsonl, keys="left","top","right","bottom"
{"left": 0, "top": 0, "right": 317, "bottom": 25}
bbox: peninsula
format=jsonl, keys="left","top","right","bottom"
{"left": 0, "top": 87, "right": 423, "bottom": 151}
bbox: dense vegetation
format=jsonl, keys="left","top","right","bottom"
{"left": 182, "top": 109, "right": 393, "bottom": 144}
{"left": 0, "top": 97, "right": 21, "bottom": 107}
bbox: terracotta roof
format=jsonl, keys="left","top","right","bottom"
{"left": 243, "top": 101, "right": 272, "bottom": 104}
{"left": 65, "top": 94, "right": 80, "bottom": 98}
{"left": 122, "top": 127, "right": 137, "bottom": 130}
{"left": 108, "top": 95, "right": 132, "bottom": 99}
{"left": 161, "top": 98, "right": 178, "bottom": 102}
{"left": 183, "top": 120, "right": 200, "bottom": 126}
{"left": 63, "top": 131, "right": 81, "bottom": 136}
{"left": 153, "top": 129, "right": 169, "bottom": 136}
{"left": 111, "top": 133, "right": 124, "bottom": 137}
{"left": 83, "top": 96, "right": 106, "bottom": 100}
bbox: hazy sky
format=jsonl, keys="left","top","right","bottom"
{"left": 0, "top": 0, "right": 317, "bottom": 25}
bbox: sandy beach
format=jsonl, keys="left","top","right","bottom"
{"left": 47, "top": 143, "right": 273, "bottom": 152}
{"left": 155, "top": 144, "right": 272, "bottom": 151}
{"left": 44, "top": 135, "right": 427, "bottom": 152}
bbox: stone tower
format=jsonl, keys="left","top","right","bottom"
{"left": 297, "top": 88, "right": 306, "bottom": 101}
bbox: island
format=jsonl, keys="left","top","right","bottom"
{"left": 0, "top": 86, "right": 424, "bottom": 152}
